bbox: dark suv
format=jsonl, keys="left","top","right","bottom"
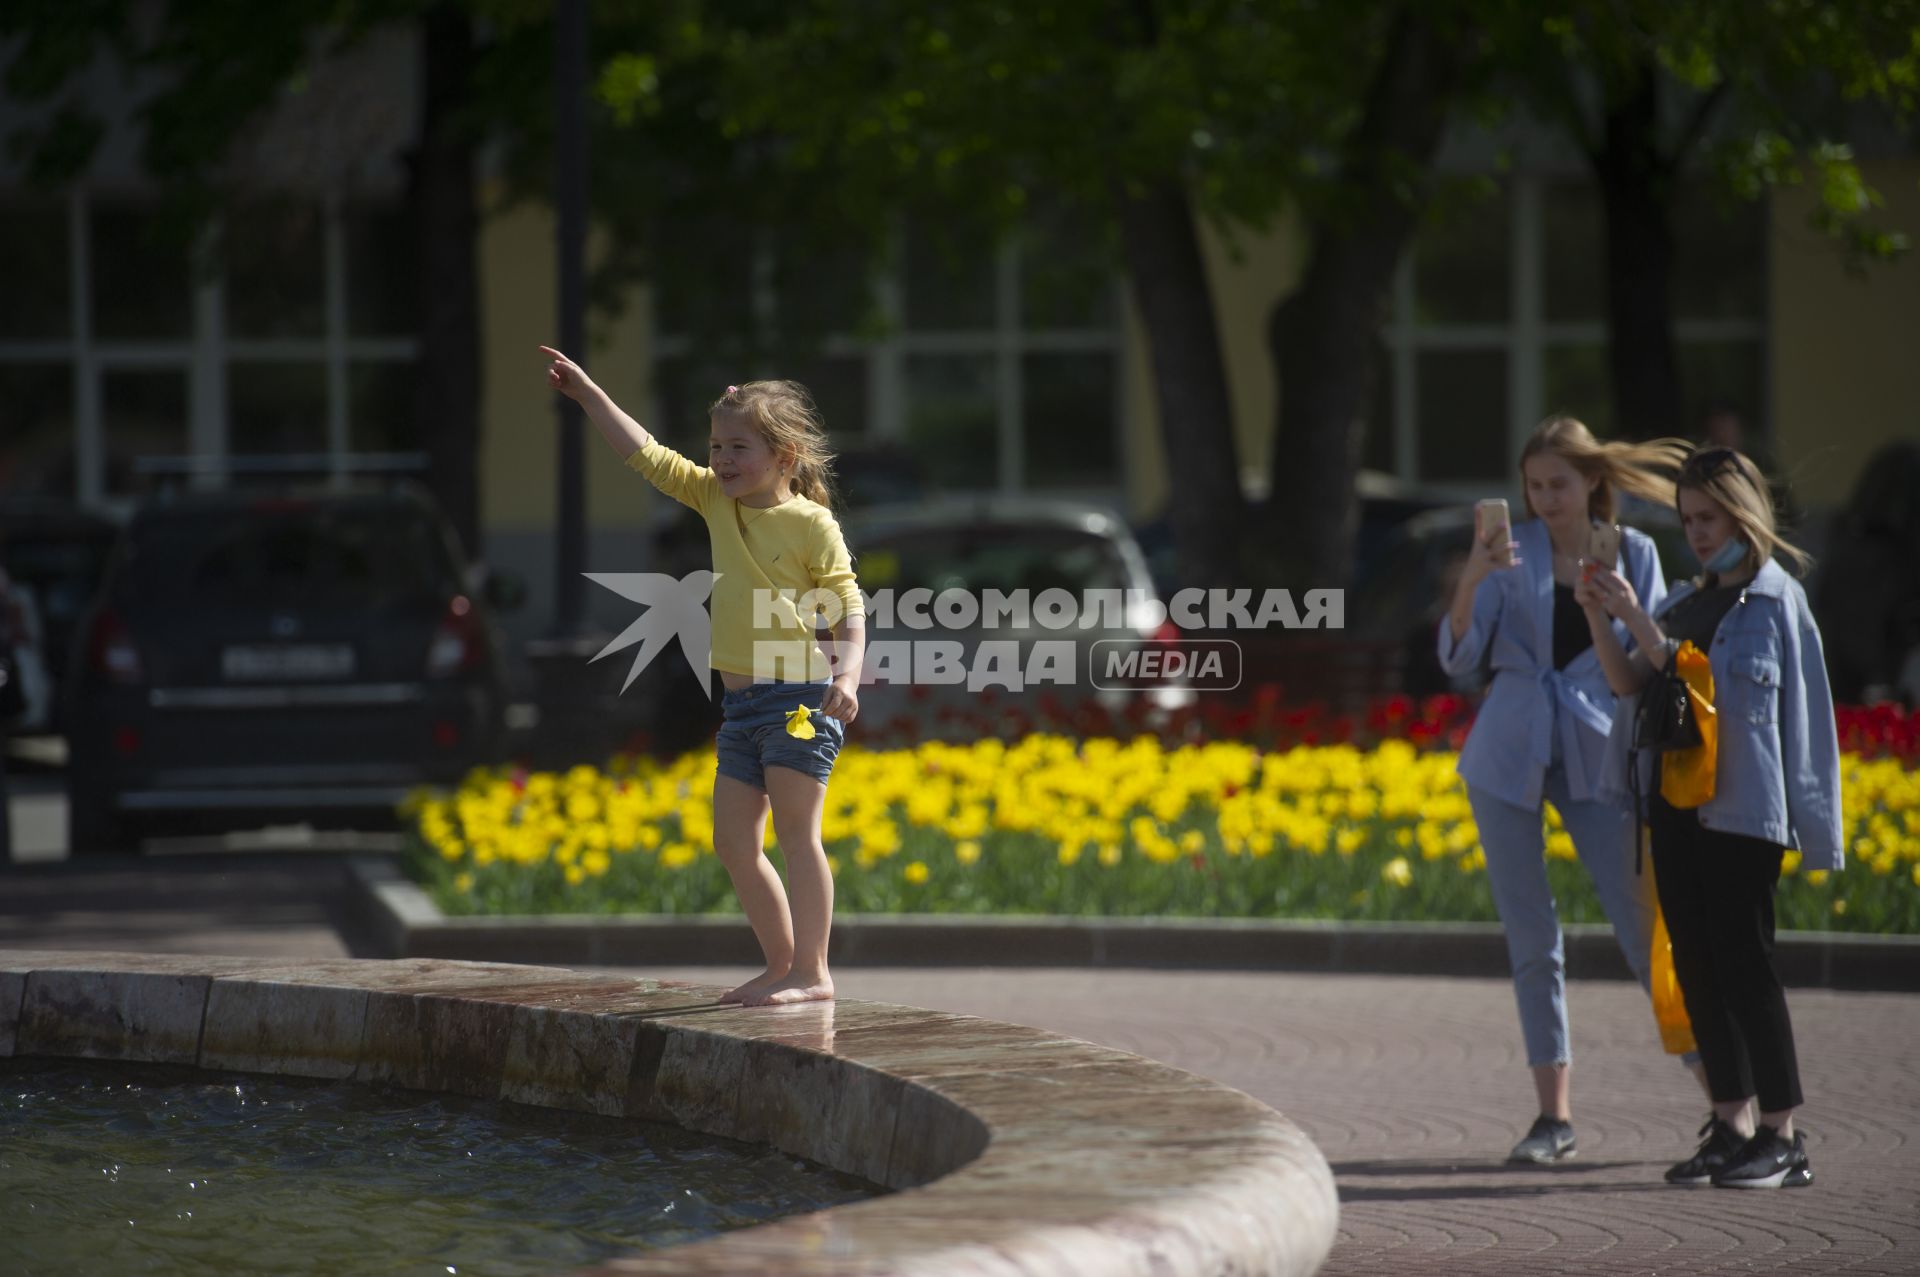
{"left": 63, "top": 485, "right": 509, "bottom": 851}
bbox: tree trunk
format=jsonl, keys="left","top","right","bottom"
{"left": 1115, "top": 180, "right": 1246, "bottom": 590}
{"left": 1267, "top": 11, "right": 1461, "bottom": 590}
{"left": 411, "top": 5, "right": 482, "bottom": 560}
{"left": 1594, "top": 68, "right": 1683, "bottom": 440}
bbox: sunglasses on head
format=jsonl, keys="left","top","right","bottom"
{"left": 1682, "top": 446, "right": 1742, "bottom": 481}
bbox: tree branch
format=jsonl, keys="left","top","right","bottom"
{"left": 1671, "top": 81, "right": 1729, "bottom": 166}
{"left": 1541, "top": 66, "right": 1600, "bottom": 159}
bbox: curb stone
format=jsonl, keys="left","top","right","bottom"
{"left": 351, "top": 856, "right": 1920, "bottom": 989}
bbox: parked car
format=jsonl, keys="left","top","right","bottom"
{"left": 62, "top": 484, "right": 512, "bottom": 851}
{"left": 842, "top": 497, "right": 1191, "bottom": 742}
{"left": 1130, "top": 471, "right": 1459, "bottom": 600}
{"left": 0, "top": 502, "right": 122, "bottom": 733}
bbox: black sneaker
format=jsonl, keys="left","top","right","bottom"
{"left": 1712, "top": 1125, "right": 1813, "bottom": 1189}
{"left": 1665, "top": 1114, "right": 1748, "bottom": 1184}
{"left": 1508, "top": 1115, "right": 1577, "bottom": 1164}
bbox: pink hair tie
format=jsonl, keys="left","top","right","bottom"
{"left": 726, "top": 384, "right": 739, "bottom": 395}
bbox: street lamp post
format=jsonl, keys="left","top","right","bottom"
{"left": 553, "top": 0, "right": 589, "bottom": 637}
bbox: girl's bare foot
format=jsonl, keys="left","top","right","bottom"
{"left": 719, "top": 969, "right": 787, "bottom": 1004}
{"left": 744, "top": 972, "right": 835, "bottom": 1006}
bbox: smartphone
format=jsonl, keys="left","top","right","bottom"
{"left": 1475, "top": 498, "right": 1510, "bottom": 543}
{"left": 1583, "top": 522, "right": 1622, "bottom": 579}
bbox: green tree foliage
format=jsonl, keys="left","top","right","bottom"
{"left": 1502, "top": 1, "right": 1919, "bottom": 437}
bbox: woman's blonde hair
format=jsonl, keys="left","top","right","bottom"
{"left": 710, "top": 380, "right": 837, "bottom": 508}
{"left": 1676, "top": 446, "right": 1813, "bottom": 578}
{"left": 1518, "top": 415, "right": 1691, "bottom": 523}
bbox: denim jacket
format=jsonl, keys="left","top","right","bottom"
{"left": 1599, "top": 558, "right": 1846, "bottom": 870}
{"left": 1437, "top": 521, "right": 1667, "bottom": 811}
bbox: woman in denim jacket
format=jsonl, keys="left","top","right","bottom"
{"left": 1584, "top": 446, "right": 1842, "bottom": 1189}
{"left": 1439, "top": 416, "right": 1697, "bottom": 1164}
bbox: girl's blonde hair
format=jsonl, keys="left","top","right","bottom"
{"left": 1676, "top": 446, "right": 1813, "bottom": 578}
{"left": 710, "top": 380, "right": 837, "bottom": 508}
{"left": 1519, "top": 415, "right": 1691, "bottom": 523}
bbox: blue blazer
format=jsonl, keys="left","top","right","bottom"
{"left": 1437, "top": 520, "right": 1667, "bottom": 811}
{"left": 1600, "top": 558, "right": 1846, "bottom": 870}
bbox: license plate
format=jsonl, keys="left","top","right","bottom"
{"left": 221, "top": 643, "right": 356, "bottom": 681}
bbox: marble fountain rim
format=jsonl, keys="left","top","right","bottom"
{"left": 0, "top": 949, "right": 1338, "bottom": 1277}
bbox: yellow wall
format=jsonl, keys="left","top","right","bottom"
{"left": 478, "top": 195, "right": 659, "bottom": 535}
{"left": 1770, "top": 158, "right": 1920, "bottom": 507}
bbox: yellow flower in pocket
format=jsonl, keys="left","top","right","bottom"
{"left": 785, "top": 704, "right": 816, "bottom": 740}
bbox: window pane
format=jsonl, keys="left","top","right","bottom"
{"left": 92, "top": 206, "right": 192, "bottom": 340}
{"left": 0, "top": 203, "right": 70, "bottom": 339}
{"left": 1414, "top": 351, "right": 1507, "bottom": 481}
{"left": 1414, "top": 193, "right": 1509, "bottom": 325}
{"left": 1542, "top": 343, "right": 1613, "bottom": 437}
{"left": 148, "top": 507, "right": 460, "bottom": 606}
{"left": 349, "top": 360, "right": 422, "bottom": 454}
{"left": 344, "top": 205, "right": 418, "bottom": 336}
{"left": 1021, "top": 207, "right": 1113, "bottom": 329}
{"left": 229, "top": 362, "right": 329, "bottom": 456}
{"left": 102, "top": 369, "right": 189, "bottom": 497}
{"left": 1544, "top": 181, "right": 1605, "bottom": 323}
{"left": 1362, "top": 358, "right": 1395, "bottom": 475}
{"left": 783, "top": 355, "right": 869, "bottom": 438}
{"left": 1673, "top": 188, "right": 1764, "bottom": 320}
{"left": 0, "top": 364, "right": 76, "bottom": 499}
{"left": 224, "top": 200, "right": 324, "bottom": 338}
{"left": 906, "top": 354, "right": 996, "bottom": 489}
{"left": 905, "top": 222, "right": 995, "bottom": 330}
{"left": 1022, "top": 353, "right": 1115, "bottom": 487}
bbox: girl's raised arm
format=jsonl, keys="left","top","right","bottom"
{"left": 540, "top": 345, "right": 654, "bottom": 459}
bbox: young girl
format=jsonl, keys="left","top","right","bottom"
{"left": 541, "top": 347, "right": 865, "bottom": 1007}
{"left": 1438, "top": 415, "right": 1698, "bottom": 1164}
{"left": 1583, "top": 446, "right": 1842, "bottom": 1189}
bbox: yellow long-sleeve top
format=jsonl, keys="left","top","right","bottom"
{"left": 625, "top": 438, "right": 863, "bottom": 681}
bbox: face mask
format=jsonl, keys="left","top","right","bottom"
{"left": 1701, "top": 536, "right": 1748, "bottom": 576}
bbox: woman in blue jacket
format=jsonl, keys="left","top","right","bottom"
{"left": 1439, "top": 416, "right": 1695, "bottom": 1164}
{"left": 1584, "top": 446, "right": 1842, "bottom": 1189}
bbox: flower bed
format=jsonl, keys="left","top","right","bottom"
{"left": 405, "top": 701, "right": 1920, "bottom": 933}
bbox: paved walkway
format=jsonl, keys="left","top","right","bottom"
{"left": 633, "top": 965, "right": 1919, "bottom": 1276}
{"left": 4, "top": 854, "right": 1917, "bottom": 1275}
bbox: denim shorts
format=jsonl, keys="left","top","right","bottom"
{"left": 714, "top": 679, "right": 846, "bottom": 790}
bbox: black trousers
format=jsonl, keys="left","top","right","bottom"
{"left": 1649, "top": 800, "right": 1804, "bottom": 1112}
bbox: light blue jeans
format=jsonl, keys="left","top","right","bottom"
{"left": 1467, "top": 759, "right": 1657, "bottom": 1068}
